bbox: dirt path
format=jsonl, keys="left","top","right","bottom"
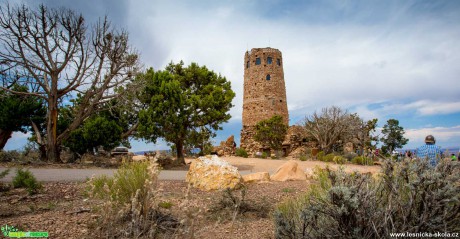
{"left": 0, "top": 156, "right": 381, "bottom": 182}
{"left": 216, "top": 156, "right": 381, "bottom": 174}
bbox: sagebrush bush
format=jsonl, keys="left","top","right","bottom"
{"left": 12, "top": 168, "right": 42, "bottom": 195}
{"left": 87, "top": 161, "right": 180, "bottom": 237}
{"left": 274, "top": 159, "right": 460, "bottom": 238}
{"left": 235, "top": 148, "right": 248, "bottom": 158}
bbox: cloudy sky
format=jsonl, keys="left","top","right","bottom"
{"left": 4, "top": 0, "right": 460, "bottom": 151}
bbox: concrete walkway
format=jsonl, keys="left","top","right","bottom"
{"left": 0, "top": 167, "right": 253, "bottom": 182}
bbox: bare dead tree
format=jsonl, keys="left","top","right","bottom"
{"left": 338, "top": 114, "right": 378, "bottom": 155}
{"left": 302, "top": 107, "right": 379, "bottom": 155}
{"left": 302, "top": 106, "right": 351, "bottom": 154}
{"left": 0, "top": 4, "right": 139, "bottom": 162}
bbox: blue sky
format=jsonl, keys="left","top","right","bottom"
{"left": 4, "top": 0, "right": 460, "bottom": 151}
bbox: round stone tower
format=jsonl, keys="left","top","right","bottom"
{"left": 240, "top": 47, "right": 289, "bottom": 154}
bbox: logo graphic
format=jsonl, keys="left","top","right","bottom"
{"left": 1, "top": 224, "right": 48, "bottom": 238}
{"left": 2, "top": 225, "right": 18, "bottom": 236}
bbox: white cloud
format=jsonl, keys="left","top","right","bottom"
{"left": 416, "top": 101, "right": 460, "bottom": 115}
{"left": 120, "top": 1, "right": 460, "bottom": 125}
{"left": 352, "top": 100, "right": 460, "bottom": 122}
{"left": 6, "top": 0, "right": 460, "bottom": 150}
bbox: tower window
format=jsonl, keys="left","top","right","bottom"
{"left": 246, "top": 61, "right": 250, "bottom": 68}
{"left": 255, "top": 58, "right": 261, "bottom": 65}
{"left": 277, "top": 58, "right": 281, "bottom": 66}
{"left": 266, "top": 74, "right": 271, "bottom": 80}
{"left": 267, "top": 57, "right": 272, "bottom": 64}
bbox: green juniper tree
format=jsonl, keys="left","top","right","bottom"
{"left": 137, "top": 62, "right": 235, "bottom": 164}
{"left": 64, "top": 115, "right": 124, "bottom": 156}
{"left": 380, "top": 119, "right": 408, "bottom": 154}
{"left": 61, "top": 96, "right": 138, "bottom": 158}
{"left": 0, "top": 84, "right": 45, "bottom": 150}
{"left": 254, "top": 115, "right": 288, "bottom": 152}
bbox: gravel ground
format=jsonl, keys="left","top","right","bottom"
{"left": 0, "top": 180, "right": 310, "bottom": 239}
{"left": 0, "top": 157, "right": 381, "bottom": 238}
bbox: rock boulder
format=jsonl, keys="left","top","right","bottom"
{"left": 242, "top": 172, "right": 270, "bottom": 183}
{"left": 186, "top": 155, "right": 242, "bottom": 191}
{"left": 270, "top": 160, "right": 306, "bottom": 181}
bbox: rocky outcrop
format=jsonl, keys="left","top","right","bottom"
{"left": 241, "top": 125, "right": 311, "bottom": 157}
{"left": 240, "top": 126, "right": 265, "bottom": 155}
{"left": 213, "top": 135, "right": 236, "bottom": 156}
{"left": 270, "top": 160, "right": 306, "bottom": 181}
{"left": 289, "top": 146, "right": 308, "bottom": 158}
{"left": 242, "top": 172, "right": 270, "bottom": 183}
{"left": 186, "top": 155, "right": 242, "bottom": 191}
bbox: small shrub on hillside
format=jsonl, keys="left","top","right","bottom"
{"left": 235, "top": 148, "right": 248, "bottom": 158}
{"left": 332, "top": 156, "right": 346, "bottom": 164}
{"left": 351, "top": 156, "right": 373, "bottom": 165}
{"left": 343, "top": 152, "right": 357, "bottom": 161}
{"left": 323, "top": 153, "right": 335, "bottom": 162}
{"left": 274, "top": 159, "right": 460, "bottom": 238}
{"left": 261, "top": 152, "right": 268, "bottom": 159}
{"left": 12, "top": 168, "right": 42, "bottom": 195}
{"left": 0, "top": 169, "right": 10, "bottom": 191}
{"left": 281, "top": 188, "right": 295, "bottom": 193}
{"left": 316, "top": 151, "right": 324, "bottom": 161}
{"left": 158, "top": 201, "right": 173, "bottom": 209}
{"left": 299, "top": 155, "right": 307, "bottom": 161}
{"left": 0, "top": 169, "right": 9, "bottom": 179}
{"left": 0, "top": 149, "right": 41, "bottom": 163}
{"left": 0, "top": 150, "right": 21, "bottom": 162}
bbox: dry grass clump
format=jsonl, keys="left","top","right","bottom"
{"left": 274, "top": 158, "right": 460, "bottom": 238}
{"left": 86, "top": 161, "right": 180, "bottom": 238}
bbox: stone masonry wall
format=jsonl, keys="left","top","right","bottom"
{"left": 240, "top": 48, "right": 289, "bottom": 154}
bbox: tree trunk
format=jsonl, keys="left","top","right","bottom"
{"left": 175, "top": 140, "right": 186, "bottom": 165}
{"left": 46, "top": 97, "right": 61, "bottom": 162}
{"left": 39, "top": 144, "right": 47, "bottom": 161}
{"left": 0, "top": 129, "right": 13, "bottom": 150}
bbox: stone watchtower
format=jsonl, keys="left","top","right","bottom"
{"left": 240, "top": 47, "right": 289, "bottom": 154}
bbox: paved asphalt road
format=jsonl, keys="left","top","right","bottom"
{"left": 0, "top": 167, "right": 253, "bottom": 182}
